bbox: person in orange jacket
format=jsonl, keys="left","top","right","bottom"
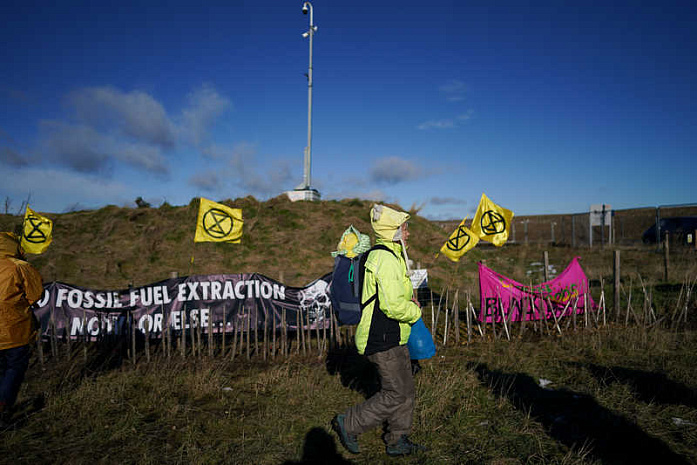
{"left": 0, "top": 232, "right": 43, "bottom": 426}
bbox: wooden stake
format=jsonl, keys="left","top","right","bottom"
{"left": 329, "top": 305, "right": 335, "bottom": 350}
{"left": 254, "top": 306, "right": 259, "bottom": 357}
{"left": 145, "top": 314, "right": 150, "bottom": 363}
{"left": 322, "top": 310, "right": 327, "bottom": 355}
{"left": 83, "top": 308, "right": 88, "bottom": 362}
{"left": 625, "top": 278, "right": 633, "bottom": 326}
{"left": 584, "top": 293, "right": 589, "bottom": 329}
{"left": 614, "top": 250, "right": 621, "bottom": 322}
{"left": 246, "top": 307, "right": 251, "bottom": 360}
{"left": 663, "top": 232, "right": 670, "bottom": 282}
{"left": 208, "top": 311, "right": 213, "bottom": 358}
{"left": 296, "top": 310, "right": 301, "bottom": 355}
{"left": 470, "top": 302, "right": 484, "bottom": 338}
{"left": 454, "top": 289, "right": 460, "bottom": 345}
{"left": 131, "top": 311, "right": 136, "bottom": 365}
{"left": 221, "top": 306, "right": 226, "bottom": 357}
{"left": 519, "top": 295, "right": 527, "bottom": 338}
{"left": 316, "top": 313, "right": 321, "bottom": 356}
{"left": 466, "top": 291, "right": 472, "bottom": 344}
{"left": 165, "top": 306, "right": 171, "bottom": 358}
{"left": 36, "top": 335, "right": 44, "bottom": 367}
{"left": 433, "top": 288, "right": 444, "bottom": 338}
{"left": 181, "top": 309, "right": 186, "bottom": 357}
{"left": 65, "top": 314, "right": 72, "bottom": 360}
{"left": 263, "top": 304, "right": 268, "bottom": 361}
{"left": 498, "top": 297, "right": 510, "bottom": 341}
{"left": 282, "top": 307, "right": 287, "bottom": 356}
{"left": 272, "top": 306, "right": 277, "bottom": 359}
{"left": 49, "top": 313, "right": 58, "bottom": 358}
{"left": 333, "top": 310, "right": 342, "bottom": 348}
{"left": 231, "top": 319, "right": 238, "bottom": 361}
{"left": 191, "top": 310, "right": 197, "bottom": 358}
{"left": 545, "top": 298, "right": 563, "bottom": 336}
{"left": 307, "top": 311, "right": 314, "bottom": 354}
{"left": 430, "top": 288, "right": 435, "bottom": 336}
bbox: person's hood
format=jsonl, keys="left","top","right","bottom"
{"left": 371, "top": 205, "right": 410, "bottom": 242}
{"left": 0, "top": 232, "right": 21, "bottom": 259}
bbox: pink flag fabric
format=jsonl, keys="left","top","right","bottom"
{"left": 478, "top": 257, "right": 597, "bottom": 323}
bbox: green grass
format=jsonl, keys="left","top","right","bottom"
{"left": 1, "top": 198, "right": 696, "bottom": 463}
{"left": 3, "top": 326, "right": 696, "bottom": 464}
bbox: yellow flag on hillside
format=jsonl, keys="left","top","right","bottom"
{"left": 440, "top": 217, "right": 479, "bottom": 262}
{"left": 194, "top": 198, "right": 243, "bottom": 243}
{"left": 21, "top": 206, "right": 53, "bottom": 254}
{"left": 470, "top": 193, "right": 514, "bottom": 247}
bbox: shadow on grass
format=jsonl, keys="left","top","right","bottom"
{"left": 571, "top": 362, "right": 697, "bottom": 408}
{"left": 281, "top": 427, "right": 354, "bottom": 465}
{"left": 325, "top": 345, "right": 380, "bottom": 399}
{"left": 472, "top": 363, "right": 690, "bottom": 465}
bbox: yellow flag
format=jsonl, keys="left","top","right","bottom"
{"left": 21, "top": 206, "right": 53, "bottom": 254}
{"left": 440, "top": 217, "right": 479, "bottom": 262}
{"left": 470, "top": 193, "right": 514, "bottom": 246}
{"left": 194, "top": 198, "right": 243, "bottom": 243}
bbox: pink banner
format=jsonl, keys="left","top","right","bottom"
{"left": 478, "top": 257, "right": 596, "bottom": 323}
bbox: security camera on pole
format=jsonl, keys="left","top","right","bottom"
{"left": 287, "top": 1, "right": 321, "bottom": 202}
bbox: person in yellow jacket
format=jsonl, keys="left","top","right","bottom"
{"left": 332, "top": 205, "right": 426, "bottom": 457}
{"left": 0, "top": 232, "right": 43, "bottom": 426}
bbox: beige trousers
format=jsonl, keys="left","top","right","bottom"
{"left": 344, "top": 344, "right": 415, "bottom": 445}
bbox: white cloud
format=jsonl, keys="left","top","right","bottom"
{"left": 440, "top": 79, "right": 467, "bottom": 102}
{"left": 0, "top": 147, "right": 27, "bottom": 167}
{"left": 189, "top": 171, "right": 221, "bottom": 192}
{"left": 370, "top": 156, "right": 422, "bottom": 185}
{"left": 188, "top": 142, "right": 295, "bottom": 198}
{"left": 38, "top": 120, "right": 169, "bottom": 174}
{"left": 39, "top": 121, "right": 111, "bottom": 173}
{"left": 2, "top": 166, "right": 130, "bottom": 213}
{"left": 180, "top": 84, "right": 231, "bottom": 148}
{"left": 430, "top": 197, "right": 467, "bottom": 206}
{"left": 418, "top": 110, "right": 474, "bottom": 130}
{"left": 69, "top": 86, "right": 175, "bottom": 148}
{"left": 11, "top": 84, "right": 236, "bottom": 180}
{"left": 417, "top": 119, "right": 456, "bottom": 130}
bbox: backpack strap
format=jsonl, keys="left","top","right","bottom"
{"left": 360, "top": 244, "right": 399, "bottom": 310}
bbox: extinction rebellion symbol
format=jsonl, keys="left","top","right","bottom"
{"left": 480, "top": 210, "right": 506, "bottom": 236}
{"left": 202, "top": 208, "right": 235, "bottom": 239}
{"left": 23, "top": 214, "right": 49, "bottom": 244}
{"left": 446, "top": 225, "right": 471, "bottom": 251}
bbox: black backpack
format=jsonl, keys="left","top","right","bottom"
{"left": 329, "top": 245, "right": 397, "bottom": 325}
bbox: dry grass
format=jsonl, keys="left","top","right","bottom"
{"left": 3, "top": 326, "right": 696, "bottom": 464}
{"left": 1, "top": 198, "right": 696, "bottom": 463}
{"left": 1, "top": 196, "right": 694, "bottom": 295}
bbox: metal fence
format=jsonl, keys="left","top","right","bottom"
{"left": 507, "top": 204, "right": 697, "bottom": 247}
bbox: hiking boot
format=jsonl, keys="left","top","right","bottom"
{"left": 385, "top": 435, "right": 427, "bottom": 456}
{"left": 331, "top": 414, "right": 360, "bottom": 454}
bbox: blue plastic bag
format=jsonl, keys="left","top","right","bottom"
{"left": 407, "top": 318, "right": 436, "bottom": 360}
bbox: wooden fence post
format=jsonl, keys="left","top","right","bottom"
{"left": 454, "top": 289, "right": 460, "bottom": 345}
{"left": 664, "top": 232, "right": 670, "bottom": 282}
{"left": 614, "top": 250, "right": 621, "bottom": 322}
{"left": 543, "top": 251, "right": 549, "bottom": 282}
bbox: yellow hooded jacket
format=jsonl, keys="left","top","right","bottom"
{"left": 0, "top": 232, "right": 43, "bottom": 350}
{"left": 355, "top": 206, "right": 421, "bottom": 356}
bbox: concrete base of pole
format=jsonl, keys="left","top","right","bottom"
{"left": 286, "top": 188, "right": 321, "bottom": 202}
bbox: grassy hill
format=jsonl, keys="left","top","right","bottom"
{"left": 1, "top": 197, "right": 696, "bottom": 464}
{"left": 1, "top": 196, "right": 695, "bottom": 302}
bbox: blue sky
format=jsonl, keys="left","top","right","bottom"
{"left": 1, "top": 0, "right": 695, "bottom": 219}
